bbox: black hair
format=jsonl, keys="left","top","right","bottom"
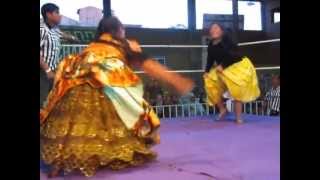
{"left": 41, "top": 3, "right": 59, "bottom": 21}
{"left": 209, "top": 22, "right": 239, "bottom": 56}
{"left": 95, "top": 16, "right": 124, "bottom": 40}
{"left": 94, "top": 16, "right": 149, "bottom": 63}
{"left": 208, "top": 22, "right": 233, "bottom": 44}
{"left": 209, "top": 22, "right": 226, "bottom": 32}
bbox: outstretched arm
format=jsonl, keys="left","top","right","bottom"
{"left": 142, "top": 59, "right": 194, "bottom": 95}
{"left": 59, "top": 31, "right": 80, "bottom": 43}
{"left": 126, "top": 40, "right": 194, "bottom": 95}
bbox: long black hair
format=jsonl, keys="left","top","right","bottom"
{"left": 209, "top": 23, "right": 236, "bottom": 47}
{"left": 209, "top": 22, "right": 237, "bottom": 51}
{"left": 94, "top": 16, "right": 149, "bottom": 63}
{"left": 95, "top": 16, "right": 124, "bottom": 41}
{"left": 208, "top": 23, "right": 240, "bottom": 58}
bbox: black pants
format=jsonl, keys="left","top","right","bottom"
{"left": 40, "top": 69, "right": 53, "bottom": 108}
{"left": 270, "top": 110, "right": 280, "bottom": 116}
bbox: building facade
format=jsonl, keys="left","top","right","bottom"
{"left": 77, "top": 6, "right": 103, "bottom": 27}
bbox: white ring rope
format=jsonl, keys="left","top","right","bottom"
{"left": 61, "top": 38, "right": 280, "bottom": 48}
{"left": 61, "top": 39, "right": 280, "bottom": 74}
{"left": 237, "top": 38, "right": 279, "bottom": 46}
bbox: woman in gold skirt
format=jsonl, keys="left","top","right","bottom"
{"left": 203, "top": 23, "right": 260, "bottom": 124}
{"left": 40, "top": 17, "right": 193, "bottom": 177}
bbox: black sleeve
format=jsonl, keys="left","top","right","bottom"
{"left": 219, "top": 39, "right": 240, "bottom": 68}
{"left": 228, "top": 42, "right": 240, "bottom": 59}
{"left": 205, "top": 44, "right": 214, "bottom": 72}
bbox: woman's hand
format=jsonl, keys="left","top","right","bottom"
{"left": 127, "top": 40, "right": 142, "bottom": 53}
{"left": 203, "top": 72, "right": 209, "bottom": 78}
{"left": 216, "top": 65, "right": 224, "bottom": 73}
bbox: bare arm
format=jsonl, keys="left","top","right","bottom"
{"left": 263, "top": 92, "right": 270, "bottom": 111}
{"left": 127, "top": 39, "right": 194, "bottom": 95}
{"left": 60, "top": 31, "right": 79, "bottom": 43}
{"left": 40, "top": 55, "right": 50, "bottom": 71}
{"left": 142, "top": 59, "right": 194, "bottom": 95}
{"left": 40, "top": 54, "right": 55, "bottom": 79}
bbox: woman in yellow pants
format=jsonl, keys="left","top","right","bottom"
{"left": 203, "top": 23, "right": 260, "bottom": 124}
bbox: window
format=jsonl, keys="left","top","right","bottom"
{"left": 239, "top": 1, "right": 262, "bottom": 30}
{"left": 272, "top": 8, "right": 280, "bottom": 24}
{"left": 40, "top": 0, "right": 103, "bottom": 27}
{"left": 196, "top": 0, "right": 262, "bottom": 30}
{"left": 111, "top": 0, "right": 188, "bottom": 29}
{"left": 196, "top": 0, "right": 232, "bottom": 30}
{"left": 273, "top": 12, "right": 280, "bottom": 23}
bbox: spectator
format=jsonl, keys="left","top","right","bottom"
{"left": 169, "top": 94, "right": 179, "bottom": 117}
{"left": 163, "top": 93, "right": 172, "bottom": 117}
{"left": 193, "top": 96, "right": 205, "bottom": 115}
{"left": 199, "top": 90, "right": 206, "bottom": 104}
{"left": 155, "top": 94, "right": 164, "bottom": 117}
{"left": 179, "top": 92, "right": 195, "bottom": 116}
{"left": 264, "top": 75, "right": 280, "bottom": 116}
{"left": 149, "top": 80, "right": 163, "bottom": 100}
{"left": 170, "top": 94, "right": 179, "bottom": 105}
{"left": 163, "top": 93, "right": 172, "bottom": 105}
{"left": 223, "top": 92, "right": 233, "bottom": 113}
{"left": 144, "top": 91, "right": 152, "bottom": 105}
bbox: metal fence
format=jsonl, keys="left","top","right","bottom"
{"left": 152, "top": 100, "right": 275, "bottom": 119}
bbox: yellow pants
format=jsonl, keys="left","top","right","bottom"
{"left": 204, "top": 57, "right": 260, "bottom": 106}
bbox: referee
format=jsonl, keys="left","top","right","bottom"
{"left": 264, "top": 75, "right": 280, "bottom": 116}
{"left": 40, "top": 3, "right": 78, "bottom": 108}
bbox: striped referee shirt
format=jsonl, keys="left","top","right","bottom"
{"left": 265, "top": 86, "right": 280, "bottom": 112}
{"left": 40, "top": 21, "right": 63, "bottom": 71}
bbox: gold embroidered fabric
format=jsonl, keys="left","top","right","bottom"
{"left": 40, "top": 34, "right": 160, "bottom": 177}
{"left": 41, "top": 84, "right": 158, "bottom": 177}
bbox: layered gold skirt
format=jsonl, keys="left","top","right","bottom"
{"left": 204, "top": 57, "right": 260, "bottom": 106}
{"left": 40, "top": 84, "right": 158, "bottom": 177}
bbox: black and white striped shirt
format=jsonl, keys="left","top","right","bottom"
{"left": 265, "top": 86, "right": 280, "bottom": 112}
{"left": 40, "top": 22, "right": 63, "bottom": 71}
